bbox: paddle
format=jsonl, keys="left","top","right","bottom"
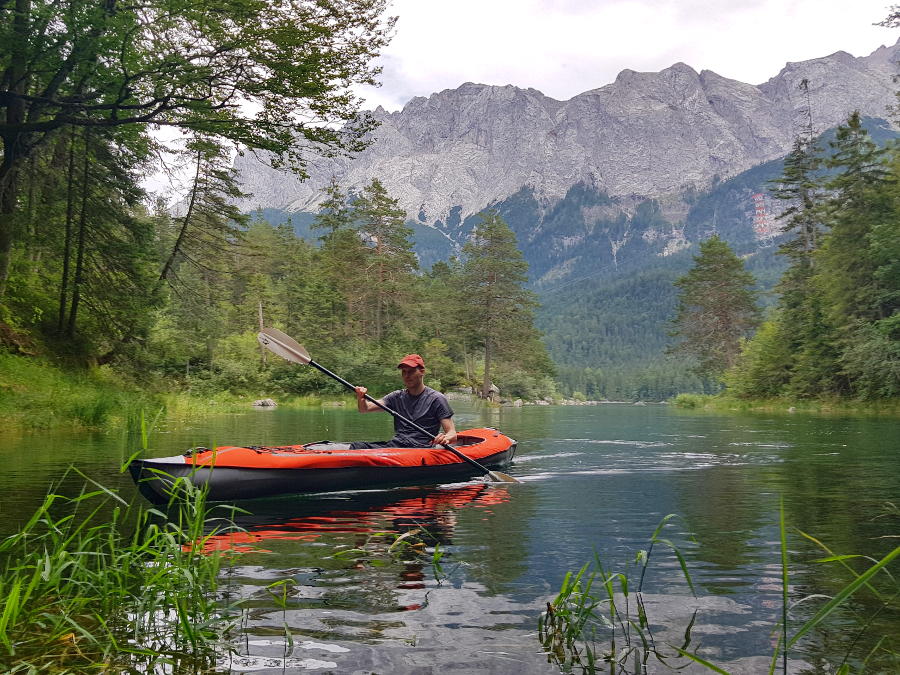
{"left": 257, "top": 326, "right": 518, "bottom": 483}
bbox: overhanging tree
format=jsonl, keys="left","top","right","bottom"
{"left": 0, "top": 0, "right": 394, "bottom": 298}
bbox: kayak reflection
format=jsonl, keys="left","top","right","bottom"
{"left": 196, "top": 483, "right": 512, "bottom": 555}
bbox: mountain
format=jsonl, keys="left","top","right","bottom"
{"left": 236, "top": 40, "right": 899, "bottom": 273}
{"left": 234, "top": 42, "right": 900, "bottom": 397}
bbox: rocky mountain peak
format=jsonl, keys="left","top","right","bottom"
{"left": 235, "top": 41, "right": 898, "bottom": 227}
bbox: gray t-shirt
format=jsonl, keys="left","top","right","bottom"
{"left": 382, "top": 386, "right": 454, "bottom": 447}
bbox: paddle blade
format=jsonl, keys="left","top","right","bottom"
{"left": 258, "top": 326, "right": 311, "bottom": 365}
{"left": 488, "top": 471, "right": 519, "bottom": 483}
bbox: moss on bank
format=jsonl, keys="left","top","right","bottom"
{"left": 672, "top": 392, "right": 900, "bottom": 416}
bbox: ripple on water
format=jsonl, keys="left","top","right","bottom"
{"left": 513, "top": 451, "right": 584, "bottom": 462}
{"left": 557, "top": 438, "right": 674, "bottom": 447}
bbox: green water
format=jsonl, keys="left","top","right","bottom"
{"left": 0, "top": 402, "right": 897, "bottom": 673}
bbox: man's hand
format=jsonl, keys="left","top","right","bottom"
{"left": 355, "top": 386, "right": 369, "bottom": 413}
{"left": 433, "top": 430, "right": 457, "bottom": 446}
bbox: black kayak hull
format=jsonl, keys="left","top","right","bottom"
{"left": 129, "top": 445, "right": 516, "bottom": 504}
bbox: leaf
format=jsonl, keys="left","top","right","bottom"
{"left": 788, "top": 545, "right": 900, "bottom": 648}
{"left": 811, "top": 554, "right": 862, "bottom": 563}
{"left": 671, "top": 646, "right": 732, "bottom": 674}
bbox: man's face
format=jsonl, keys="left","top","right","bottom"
{"left": 400, "top": 366, "right": 424, "bottom": 389}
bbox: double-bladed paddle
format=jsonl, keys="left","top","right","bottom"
{"left": 257, "top": 326, "right": 518, "bottom": 483}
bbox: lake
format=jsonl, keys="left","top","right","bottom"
{"left": 0, "top": 401, "right": 897, "bottom": 673}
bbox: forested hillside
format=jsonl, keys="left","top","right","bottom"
{"left": 1, "top": 0, "right": 896, "bottom": 407}
{"left": 0, "top": 0, "right": 556, "bottom": 410}
{"left": 535, "top": 117, "right": 898, "bottom": 399}
{"left": 238, "top": 118, "right": 897, "bottom": 401}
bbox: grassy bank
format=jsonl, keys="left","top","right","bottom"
{"left": 0, "top": 353, "right": 160, "bottom": 430}
{"left": 672, "top": 392, "right": 900, "bottom": 416}
{"left": 0, "top": 352, "right": 354, "bottom": 432}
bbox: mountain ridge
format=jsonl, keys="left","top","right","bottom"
{"left": 236, "top": 39, "right": 900, "bottom": 235}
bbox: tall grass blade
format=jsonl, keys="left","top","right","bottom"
{"left": 672, "top": 646, "right": 732, "bottom": 674}
{"left": 779, "top": 497, "right": 788, "bottom": 675}
{"left": 788, "top": 545, "right": 900, "bottom": 648}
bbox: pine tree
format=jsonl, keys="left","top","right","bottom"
{"left": 310, "top": 180, "right": 367, "bottom": 338}
{"left": 818, "top": 112, "right": 891, "bottom": 326}
{"left": 311, "top": 178, "right": 355, "bottom": 241}
{"left": 459, "top": 210, "right": 551, "bottom": 398}
{"left": 771, "top": 138, "right": 823, "bottom": 267}
{"left": 816, "top": 112, "right": 898, "bottom": 397}
{"left": 351, "top": 179, "right": 418, "bottom": 341}
{"left": 668, "top": 236, "right": 760, "bottom": 379}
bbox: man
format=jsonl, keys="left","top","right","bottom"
{"left": 349, "top": 354, "right": 457, "bottom": 449}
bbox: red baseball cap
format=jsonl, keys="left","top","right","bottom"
{"left": 397, "top": 354, "right": 425, "bottom": 369}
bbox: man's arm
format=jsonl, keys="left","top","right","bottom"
{"left": 355, "top": 386, "right": 385, "bottom": 413}
{"left": 433, "top": 417, "right": 457, "bottom": 446}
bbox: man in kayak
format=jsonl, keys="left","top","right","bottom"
{"left": 350, "top": 353, "right": 457, "bottom": 449}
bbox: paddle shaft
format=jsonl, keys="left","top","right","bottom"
{"left": 305, "top": 358, "right": 501, "bottom": 477}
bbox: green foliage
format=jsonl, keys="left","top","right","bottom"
{"left": 0, "top": 474, "right": 239, "bottom": 671}
{"left": 0, "top": 0, "right": 394, "bottom": 320}
{"left": 495, "top": 368, "right": 558, "bottom": 401}
{"left": 840, "top": 320, "right": 900, "bottom": 399}
{"left": 671, "top": 393, "right": 709, "bottom": 409}
{"left": 668, "top": 236, "right": 760, "bottom": 379}
{"left": 723, "top": 319, "right": 793, "bottom": 398}
{"left": 726, "top": 112, "right": 900, "bottom": 401}
{"left": 128, "top": 192, "right": 555, "bottom": 403}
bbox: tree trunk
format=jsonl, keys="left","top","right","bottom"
{"left": 0, "top": 162, "right": 17, "bottom": 300}
{"left": 57, "top": 130, "right": 77, "bottom": 332}
{"left": 0, "top": 0, "right": 32, "bottom": 300}
{"left": 67, "top": 133, "right": 90, "bottom": 337}
{"left": 159, "top": 149, "right": 202, "bottom": 283}
{"left": 482, "top": 336, "right": 492, "bottom": 399}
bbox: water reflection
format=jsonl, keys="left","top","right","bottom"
{"left": 200, "top": 483, "right": 510, "bottom": 555}
{"left": 1, "top": 404, "right": 898, "bottom": 672}
{"left": 207, "top": 483, "right": 559, "bottom": 673}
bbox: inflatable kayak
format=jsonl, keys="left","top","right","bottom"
{"left": 129, "top": 427, "right": 517, "bottom": 503}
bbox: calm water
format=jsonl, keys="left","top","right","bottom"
{"left": 0, "top": 402, "right": 898, "bottom": 673}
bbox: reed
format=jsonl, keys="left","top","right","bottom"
{"left": 543, "top": 508, "right": 900, "bottom": 673}
{"left": 0, "top": 466, "right": 241, "bottom": 672}
{"left": 538, "top": 514, "right": 698, "bottom": 673}
{"left": 678, "top": 503, "right": 900, "bottom": 674}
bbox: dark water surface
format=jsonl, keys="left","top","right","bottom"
{"left": 0, "top": 402, "right": 898, "bottom": 673}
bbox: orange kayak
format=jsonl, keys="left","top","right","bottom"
{"left": 129, "top": 427, "right": 517, "bottom": 503}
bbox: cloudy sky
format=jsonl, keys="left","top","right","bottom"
{"left": 356, "top": 0, "right": 897, "bottom": 111}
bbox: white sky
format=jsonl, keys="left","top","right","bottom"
{"left": 355, "top": 0, "right": 898, "bottom": 111}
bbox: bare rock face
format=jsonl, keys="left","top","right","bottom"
{"left": 235, "top": 41, "right": 900, "bottom": 228}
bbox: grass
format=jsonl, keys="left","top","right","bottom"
{"left": 0, "top": 353, "right": 156, "bottom": 431}
{"left": 0, "top": 464, "right": 243, "bottom": 673}
{"left": 538, "top": 514, "right": 699, "bottom": 672}
{"left": 671, "top": 392, "right": 900, "bottom": 416}
{"left": 541, "top": 507, "right": 900, "bottom": 674}
{"left": 0, "top": 352, "right": 355, "bottom": 432}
